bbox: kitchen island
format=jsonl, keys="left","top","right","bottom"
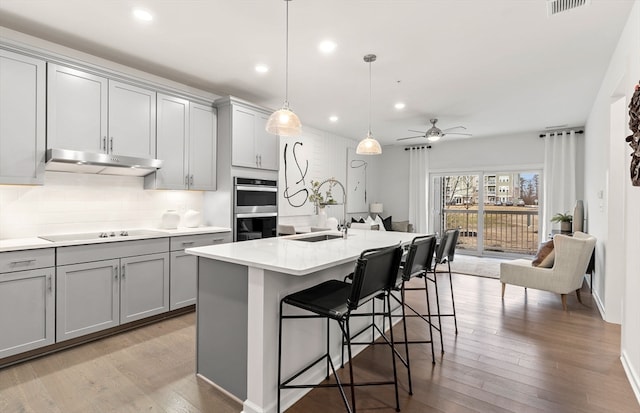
{"left": 186, "top": 229, "right": 421, "bottom": 413}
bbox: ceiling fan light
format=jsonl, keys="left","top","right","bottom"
{"left": 427, "top": 133, "right": 441, "bottom": 142}
{"left": 356, "top": 133, "right": 382, "bottom": 155}
{"left": 266, "top": 104, "right": 302, "bottom": 137}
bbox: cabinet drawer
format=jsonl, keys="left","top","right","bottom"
{"left": 0, "top": 248, "right": 55, "bottom": 273}
{"left": 170, "top": 232, "right": 231, "bottom": 251}
{"left": 57, "top": 238, "right": 169, "bottom": 266}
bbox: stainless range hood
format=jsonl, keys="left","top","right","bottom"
{"left": 45, "top": 149, "right": 163, "bottom": 177}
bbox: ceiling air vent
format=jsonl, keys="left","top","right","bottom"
{"left": 546, "top": 0, "right": 591, "bottom": 16}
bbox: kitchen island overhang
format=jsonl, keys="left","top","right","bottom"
{"left": 186, "top": 229, "right": 421, "bottom": 413}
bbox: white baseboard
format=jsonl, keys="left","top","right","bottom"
{"left": 621, "top": 350, "right": 640, "bottom": 407}
{"left": 592, "top": 286, "right": 606, "bottom": 320}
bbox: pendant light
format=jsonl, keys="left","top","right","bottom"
{"left": 356, "top": 54, "right": 382, "bottom": 155}
{"left": 266, "top": 0, "right": 302, "bottom": 137}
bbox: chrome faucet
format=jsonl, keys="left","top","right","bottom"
{"left": 317, "top": 178, "right": 349, "bottom": 239}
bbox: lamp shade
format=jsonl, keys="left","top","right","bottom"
{"left": 266, "top": 105, "right": 302, "bottom": 137}
{"left": 356, "top": 132, "right": 382, "bottom": 155}
{"left": 370, "top": 202, "right": 383, "bottom": 214}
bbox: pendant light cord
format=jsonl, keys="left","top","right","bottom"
{"left": 368, "top": 59, "right": 372, "bottom": 136}
{"left": 285, "top": 0, "right": 290, "bottom": 106}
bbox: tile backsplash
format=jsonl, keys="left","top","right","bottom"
{"left": 0, "top": 172, "right": 204, "bottom": 239}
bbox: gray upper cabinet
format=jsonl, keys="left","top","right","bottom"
{"left": 47, "top": 64, "right": 156, "bottom": 159}
{"left": 0, "top": 49, "right": 46, "bottom": 185}
{"left": 231, "top": 105, "right": 278, "bottom": 171}
{"left": 108, "top": 80, "right": 156, "bottom": 159}
{"left": 153, "top": 93, "right": 189, "bottom": 190}
{"left": 47, "top": 63, "right": 108, "bottom": 153}
{"left": 217, "top": 97, "right": 279, "bottom": 171}
{"left": 146, "top": 95, "right": 216, "bottom": 190}
{"left": 189, "top": 102, "right": 217, "bottom": 190}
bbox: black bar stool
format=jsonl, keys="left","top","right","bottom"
{"left": 341, "top": 235, "right": 441, "bottom": 396}
{"left": 427, "top": 228, "right": 460, "bottom": 338}
{"left": 277, "top": 244, "right": 404, "bottom": 413}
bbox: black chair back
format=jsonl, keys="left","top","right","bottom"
{"left": 434, "top": 230, "right": 450, "bottom": 265}
{"left": 435, "top": 229, "right": 459, "bottom": 265}
{"left": 348, "top": 245, "right": 403, "bottom": 310}
{"left": 446, "top": 229, "right": 460, "bottom": 262}
{"left": 402, "top": 235, "right": 437, "bottom": 281}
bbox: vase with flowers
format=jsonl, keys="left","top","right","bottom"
{"left": 308, "top": 179, "right": 337, "bottom": 227}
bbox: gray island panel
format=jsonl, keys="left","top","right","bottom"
{"left": 197, "top": 258, "right": 248, "bottom": 400}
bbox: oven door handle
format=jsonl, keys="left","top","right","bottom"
{"left": 236, "top": 212, "right": 278, "bottom": 218}
{"left": 235, "top": 185, "right": 277, "bottom": 192}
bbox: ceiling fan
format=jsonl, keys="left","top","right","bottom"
{"left": 397, "top": 118, "right": 472, "bottom": 142}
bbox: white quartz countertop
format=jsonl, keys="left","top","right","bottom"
{"left": 186, "top": 229, "right": 422, "bottom": 276}
{"left": 0, "top": 226, "right": 231, "bottom": 252}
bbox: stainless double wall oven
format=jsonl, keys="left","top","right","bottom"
{"left": 233, "top": 177, "right": 278, "bottom": 242}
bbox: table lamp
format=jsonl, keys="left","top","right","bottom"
{"left": 370, "top": 202, "right": 383, "bottom": 215}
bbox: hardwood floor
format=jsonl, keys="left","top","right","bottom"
{"left": 1, "top": 273, "right": 638, "bottom": 413}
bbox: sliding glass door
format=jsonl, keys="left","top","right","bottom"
{"left": 431, "top": 171, "right": 541, "bottom": 256}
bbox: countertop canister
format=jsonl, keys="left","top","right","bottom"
{"left": 161, "top": 210, "right": 180, "bottom": 229}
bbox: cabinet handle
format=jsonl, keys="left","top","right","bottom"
{"left": 9, "top": 259, "right": 36, "bottom": 265}
{"left": 114, "top": 266, "right": 118, "bottom": 279}
{"left": 102, "top": 136, "right": 107, "bottom": 152}
{"left": 255, "top": 154, "right": 259, "bottom": 166}
{"left": 110, "top": 137, "right": 114, "bottom": 153}
{"left": 258, "top": 154, "right": 262, "bottom": 167}
{"left": 212, "top": 238, "right": 224, "bottom": 243}
{"left": 185, "top": 175, "right": 189, "bottom": 186}
{"left": 121, "top": 265, "right": 125, "bottom": 279}
{"left": 190, "top": 175, "right": 194, "bottom": 186}
{"left": 47, "top": 275, "right": 52, "bottom": 292}
{"left": 181, "top": 241, "right": 195, "bottom": 246}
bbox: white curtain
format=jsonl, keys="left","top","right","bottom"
{"left": 408, "top": 148, "right": 429, "bottom": 233}
{"left": 543, "top": 130, "right": 577, "bottom": 237}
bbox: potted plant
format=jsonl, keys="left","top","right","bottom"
{"left": 551, "top": 212, "right": 573, "bottom": 233}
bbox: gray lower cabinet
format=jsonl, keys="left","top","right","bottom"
{"left": 170, "top": 232, "right": 231, "bottom": 310}
{"left": 56, "top": 259, "right": 120, "bottom": 341}
{"left": 56, "top": 238, "right": 170, "bottom": 342}
{"left": 0, "top": 249, "right": 55, "bottom": 358}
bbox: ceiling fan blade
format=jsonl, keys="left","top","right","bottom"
{"left": 443, "top": 132, "right": 473, "bottom": 137}
{"left": 396, "top": 135, "right": 425, "bottom": 141}
{"left": 408, "top": 129, "right": 425, "bottom": 134}
{"left": 441, "top": 125, "right": 467, "bottom": 132}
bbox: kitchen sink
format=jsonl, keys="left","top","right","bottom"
{"left": 291, "top": 234, "right": 344, "bottom": 242}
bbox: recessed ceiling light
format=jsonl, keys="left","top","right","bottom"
{"left": 133, "top": 8, "right": 153, "bottom": 22}
{"left": 319, "top": 40, "right": 337, "bottom": 54}
{"left": 255, "top": 64, "right": 269, "bottom": 73}
{"left": 329, "top": 115, "right": 339, "bottom": 122}
{"left": 394, "top": 102, "right": 406, "bottom": 110}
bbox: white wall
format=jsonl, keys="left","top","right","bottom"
{"left": 0, "top": 172, "right": 204, "bottom": 238}
{"left": 584, "top": 0, "right": 639, "bottom": 402}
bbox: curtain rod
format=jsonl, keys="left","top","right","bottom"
{"left": 404, "top": 145, "right": 431, "bottom": 151}
{"left": 538, "top": 129, "right": 584, "bottom": 138}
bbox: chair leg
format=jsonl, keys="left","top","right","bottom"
{"left": 386, "top": 293, "right": 401, "bottom": 412}
{"left": 423, "top": 276, "right": 436, "bottom": 364}
{"left": 431, "top": 269, "right": 445, "bottom": 353}
{"left": 447, "top": 261, "right": 458, "bottom": 334}
{"left": 576, "top": 289, "right": 583, "bottom": 304}
{"left": 277, "top": 300, "right": 284, "bottom": 413}
{"left": 561, "top": 294, "right": 568, "bottom": 311}
{"left": 345, "top": 320, "right": 356, "bottom": 413}
{"left": 400, "top": 283, "right": 413, "bottom": 395}
{"left": 501, "top": 282, "right": 506, "bottom": 298}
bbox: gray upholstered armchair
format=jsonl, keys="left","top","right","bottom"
{"left": 500, "top": 232, "right": 596, "bottom": 310}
